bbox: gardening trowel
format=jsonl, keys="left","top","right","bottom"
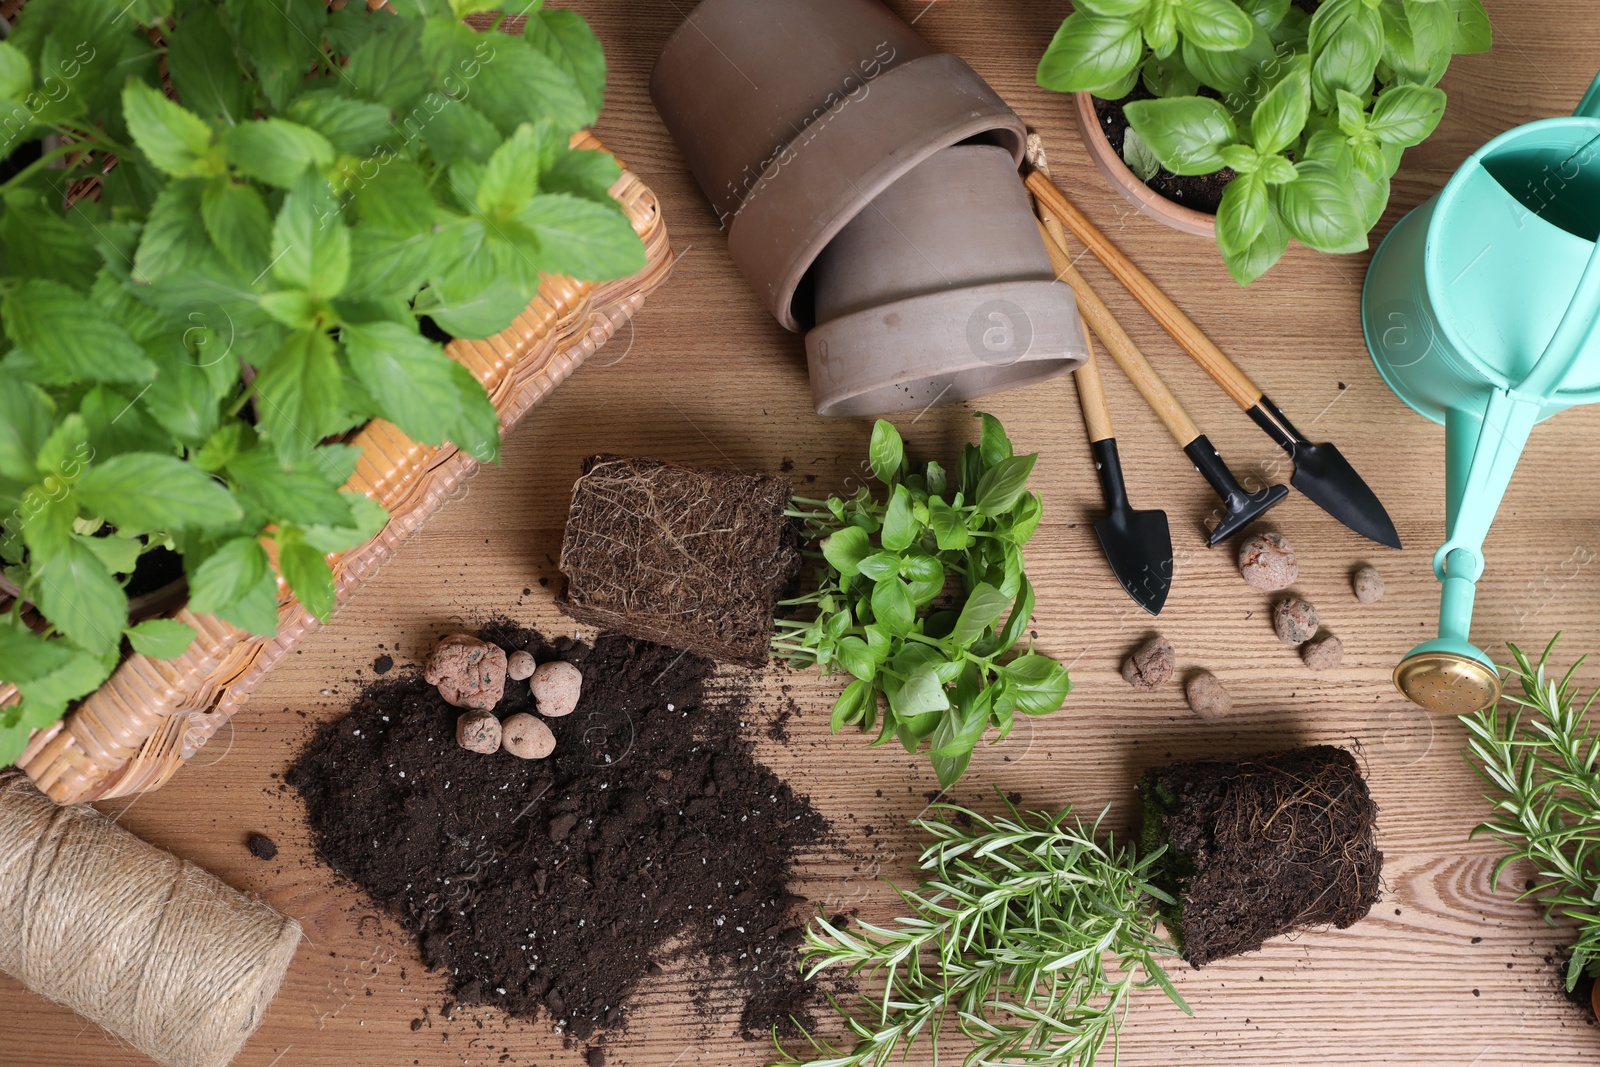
{"left": 1025, "top": 169, "right": 1402, "bottom": 550}
{"left": 1075, "top": 346, "right": 1173, "bottom": 615}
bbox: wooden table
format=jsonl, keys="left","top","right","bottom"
{"left": 5, "top": 2, "right": 1600, "bottom": 1064}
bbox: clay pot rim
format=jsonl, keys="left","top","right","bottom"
{"left": 723, "top": 52, "right": 1026, "bottom": 332}
{"left": 1073, "top": 90, "right": 1217, "bottom": 239}
{"left": 806, "top": 277, "right": 1086, "bottom": 417}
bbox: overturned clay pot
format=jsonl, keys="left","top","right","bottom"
{"left": 805, "top": 144, "right": 1088, "bottom": 416}
{"left": 650, "top": 0, "right": 1025, "bottom": 332}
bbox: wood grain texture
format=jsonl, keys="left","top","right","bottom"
{"left": 4, "top": 1, "right": 1600, "bottom": 1065}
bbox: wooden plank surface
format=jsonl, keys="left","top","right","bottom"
{"left": 5, "top": 1, "right": 1600, "bottom": 1064}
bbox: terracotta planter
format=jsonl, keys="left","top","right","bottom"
{"left": 6, "top": 132, "right": 673, "bottom": 805}
{"left": 1074, "top": 90, "right": 1217, "bottom": 238}
{"left": 806, "top": 145, "right": 1087, "bottom": 416}
{"left": 651, "top": 0, "right": 1025, "bottom": 332}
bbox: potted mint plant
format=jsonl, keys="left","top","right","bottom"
{"left": 0, "top": 0, "right": 646, "bottom": 766}
{"left": 1037, "top": 0, "right": 1491, "bottom": 284}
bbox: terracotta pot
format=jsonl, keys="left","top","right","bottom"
{"left": 1074, "top": 90, "right": 1216, "bottom": 238}
{"left": 651, "top": 0, "right": 1025, "bottom": 331}
{"left": 805, "top": 145, "right": 1087, "bottom": 416}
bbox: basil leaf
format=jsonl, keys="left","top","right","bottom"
{"left": 930, "top": 747, "right": 971, "bottom": 790}
{"left": 822, "top": 525, "right": 872, "bottom": 577}
{"left": 928, "top": 497, "right": 974, "bottom": 551}
{"left": 1308, "top": 0, "right": 1384, "bottom": 110}
{"left": 1075, "top": 0, "right": 1150, "bottom": 15}
{"left": 830, "top": 678, "right": 874, "bottom": 731}
{"left": 837, "top": 637, "right": 877, "bottom": 682}
{"left": 975, "top": 454, "right": 1038, "bottom": 516}
{"left": 1217, "top": 171, "right": 1270, "bottom": 261}
{"left": 1220, "top": 183, "right": 1290, "bottom": 285}
{"left": 1036, "top": 12, "right": 1143, "bottom": 95}
{"left": 1180, "top": 21, "right": 1276, "bottom": 95}
{"left": 35, "top": 538, "right": 127, "bottom": 655}
{"left": 870, "top": 578, "right": 915, "bottom": 636}
{"left": 1274, "top": 159, "right": 1369, "bottom": 253}
{"left": 1003, "top": 654, "right": 1074, "bottom": 715}
{"left": 125, "top": 618, "right": 199, "bottom": 660}
{"left": 344, "top": 321, "right": 464, "bottom": 445}
{"left": 858, "top": 551, "right": 901, "bottom": 582}
{"left": 869, "top": 419, "right": 904, "bottom": 485}
{"left": 1123, "top": 96, "right": 1238, "bottom": 175}
{"left": 892, "top": 664, "right": 950, "bottom": 718}
{"left": 1174, "top": 0, "right": 1255, "bottom": 51}
{"left": 122, "top": 79, "right": 216, "bottom": 178}
{"left": 924, "top": 460, "right": 948, "bottom": 498}
{"left": 994, "top": 575, "right": 1037, "bottom": 653}
{"left": 951, "top": 582, "right": 1010, "bottom": 646}
{"left": 76, "top": 453, "right": 243, "bottom": 532}
{"left": 1250, "top": 60, "right": 1311, "bottom": 155}
{"left": 1449, "top": 0, "right": 1492, "bottom": 53}
{"left": 880, "top": 484, "right": 918, "bottom": 553}
{"left": 976, "top": 411, "right": 1013, "bottom": 467}
{"left": 1143, "top": 3, "right": 1179, "bottom": 58}
{"left": 900, "top": 553, "right": 945, "bottom": 606}
{"left": 1367, "top": 84, "right": 1446, "bottom": 148}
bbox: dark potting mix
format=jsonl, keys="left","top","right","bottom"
{"left": 289, "top": 623, "right": 830, "bottom": 1048}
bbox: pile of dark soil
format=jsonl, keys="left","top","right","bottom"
{"left": 557, "top": 455, "right": 799, "bottom": 666}
{"left": 1140, "top": 745, "right": 1382, "bottom": 967}
{"left": 288, "top": 625, "right": 829, "bottom": 1048}
{"left": 1094, "top": 85, "right": 1235, "bottom": 215}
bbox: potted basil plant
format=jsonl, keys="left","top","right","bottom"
{"left": 1037, "top": 0, "right": 1491, "bottom": 284}
{"left": 0, "top": 0, "right": 645, "bottom": 765}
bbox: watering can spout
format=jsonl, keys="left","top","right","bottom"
{"left": 1579, "top": 71, "right": 1600, "bottom": 119}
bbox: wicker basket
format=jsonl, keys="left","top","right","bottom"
{"left": 5, "top": 131, "right": 671, "bottom": 805}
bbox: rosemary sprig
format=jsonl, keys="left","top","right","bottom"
{"left": 771, "top": 794, "right": 1190, "bottom": 1067}
{"left": 1460, "top": 636, "right": 1600, "bottom": 989}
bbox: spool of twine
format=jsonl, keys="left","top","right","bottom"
{"left": 0, "top": 771, "right": 301, "bottom": 1067}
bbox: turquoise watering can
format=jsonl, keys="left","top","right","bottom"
{"left": 1363, "top": 72, "right": 1600, "bottom": 713}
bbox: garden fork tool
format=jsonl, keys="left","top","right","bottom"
{"left": 1034, "top": 214, "right": 1285, "bottom": 548}
{"left": 1025, "top": 162, "right": 1402, "bottom": 551}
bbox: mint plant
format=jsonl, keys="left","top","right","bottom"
{"left": 775, "top": 415, "right": 1070, "bottom": 788}
{"left": 0, "top": 0, "right": 644, "bottom": 764}
{"left": 1037, "top": 0, "right": 1491, "bottom": 284}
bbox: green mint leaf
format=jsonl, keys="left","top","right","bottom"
{"left": 11, "top": 645, "right": 116, "bottom": 722}
{"left": 228, "top": 0, "right": 328, "bottom": 111}
{"left": 226, "top": 447, "right": 354, "bottom": 528}
{"left": 344, "top": 321, "right": 464, "bottom": 445}
{"left": 125, "top": 618, "right": 199, "bottom": 660}
{"left": 0, "top": 41, "right": 31, "bottom": 100}
{"left": 276, "top": 527, "right": 335, "bottom": 621}
{"left": 516, "top": 193, "right": 645, "bottom": 281}
{"left": 821, "top": 525, "right": 872, "bottom": 578}
{"left": 870, "top": 578, "right": 915, "bottom": 636}
{"left": 478, "top": 121, "right": 553, "bottom": 218}
{"left": 0, "top": 372, "right": 53, "bottom": 483}
{"left": 186, "top": 536, "right": 280, "bottom": 636}
{"left": 301, "top": 493, "right": 388, "bottom": 555}
{"left": 951, "top": 583, "right": 1010, "bottom": 646}
{"left": 352, "top": 161, "right": 437, "bottom": 236}
{"left": 1174, "top": 0, "right": 1255, "bottom": 50}
{"left": 868, "top": 419, "right": 904, "bottom": 485}
{"left": 0, "top": 615, "right": 75, "bottom": 685}
{"left": 122, "top": 79, "right": 217, "bottom": 178}
{"left": 975, "top": 454, "right": 1038, "bottom": 516}
{"left": 543, "top": 146, "right": 623, "bottom": 203}
{"left": 35, "top": 413, "right": 88, "bottom": 483}
{"left": 202, "top": 177, "right": 273, "bottom": 277}
{"left": 880, "top": 484, "right": 918, "bottom": 553}
{"left": 421, "top": 18, "right": 590, "bottom": 136}
{"left": 443, "top": 360, "right": 502, "bottom": 464}
{"left": 34, "top": 538, "right": 127, "bottom": 655}
{"left": 1123, "top": 96, "right": 1238, "bottom": 176}
{"left": 223, "top": 119, "right": 336, "bottom": 189}
{"left": 1251, "top": 60, "right": 1311, "bottom": 155}
{"left": 415, "top": 250, "right": 529, "bottom": 339}
{"left": 3, "top": 279, "right": 156, "bottom": 386}
{"left": 287, "top": 90, "right": 396, "bottom": 156}
{"left": 345, "top": 17, "right": 430, "bottom": 109}
{"left": 166, "top": 3, "right": 251, "bottom": 124}
{"left": 271, "top": 173, "right": 352, "bottom": 298}
{"left": 344, "top": 225, "right": 437, "bottom": 301}
{"left": 76, "top": 452, "right": 244, "bottom": 533}
{"left": 1036, "top": 12, "right": 1142, "bottom": 95}
{"left": 525, "top": 7, "right": 607, "bottom": 124}
{"left": 253, "top": 328, "right": 348, "bottom": 460}
{"left": 74, "top": 533, "right": 142, "bottom": 576}
{"left": 1, "top": 190, "right": 100, "bottom": 290}
{"left": 132, "top": 178, "right": 215, "bottom": 285}
{"left": 420, "top": 97, "right": 503, "bottom": 165}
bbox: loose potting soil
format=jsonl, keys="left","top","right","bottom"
{"left": 288, "top": 625, "right": 829, "bottom": 1046}
{"left": 1140, "top": 745, "right": 1382, "bottom": 967}
{"left": 1094, "top": 87, "right": 1236, "bottom": 215}
{"left": 556, "top": 455, "right": 799, "bottom": 667}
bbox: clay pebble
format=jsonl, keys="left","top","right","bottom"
{"left": 1121, "top": 635, "right": 1175, "bottom": 691}
{"left": 1184, "top": 670, "right": 1232, "bottom": 720}
{"left": 1272, "top": 596, "right": 1320, "bottom": 646}
{"left": 1301, "top": 634, "right": 1344, "bottom": 671}
{"left": 456, "top": 710, "right": 502, "bottom": 754}
{"left": 1238, "top": 532, "right": 1298, "bottom": 592}
{"left": 501, "top": 713, "right": 555, "bottom": 760}
{"left": 507, "top": 649, "right": 536, "bottom": 681}
{"left": 425, "top": 634, "right": 507, "bottom": 711}
{"left": 1352, "top": 565, "right": 1385, "bottom": 604}
{"left": 531, "top": 660, "right": 583, "bottom": 718}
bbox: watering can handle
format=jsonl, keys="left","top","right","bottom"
{"left": 1579, "top": 70, "right": 1600, "bottom": 118}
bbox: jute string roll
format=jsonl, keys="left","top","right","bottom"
{"left": 0, "top": 771, "right": 301, "bottom": 1067}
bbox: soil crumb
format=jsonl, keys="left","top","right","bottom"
{"left": 373, "top": 654, "right": 394, "bottom": 675}
{"left": 246, "top": 833, "right": 278, "bottom": 861}
{"left": 289, "top": 626, "right": 829, "bottom": 1045}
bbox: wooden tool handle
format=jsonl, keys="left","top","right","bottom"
{"left": 1074, "top": 342, "right": 1115, "bottom": 444}
{"left": 1026, "top": 170, "right": 1265, "bottom": 412}
{"left": 1034, "top": 218, "right": 1201, "bottom": 448}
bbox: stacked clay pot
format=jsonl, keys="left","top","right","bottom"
{"left": 651, "top": 0, "right": 1089, "bottom": 416}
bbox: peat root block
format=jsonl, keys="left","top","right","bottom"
{"left": 1140, "top": 745, "right": 1382, "bottom": 967}
{"left": 557, "top": 455, "right": 798, "bottom": 666}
